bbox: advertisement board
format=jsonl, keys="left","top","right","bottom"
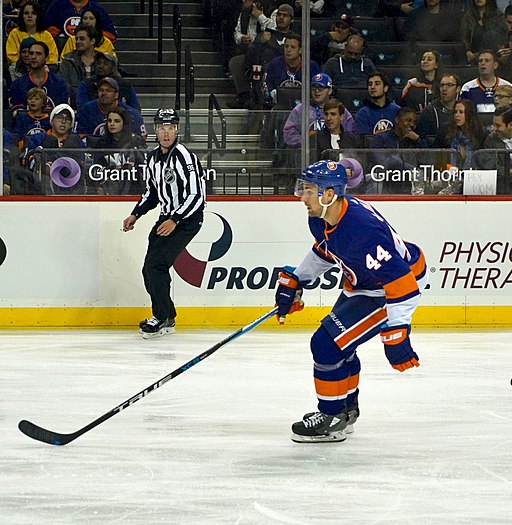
{"left": 0, "top": 200, "right": 510, "bottom": 327}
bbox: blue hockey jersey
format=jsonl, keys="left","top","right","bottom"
{"left": 44, "top": 0, "right": 117, "bottom": 41}
{"left": 460, "top": 77, "right": 512, "bottom": 113}
{"left": 14, "top": 111, "right": 51, "bottom": 146}
{"left": 76, "top": 100, "right": 146, "bottom": 137}
{"left": 9, "top": 71, "right": 70, "bottom": 113}
{"left": 295, "top": 195, "right": 427, "bottom": 326}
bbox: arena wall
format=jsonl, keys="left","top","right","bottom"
{"left": 0, "top": 199, "right": 510, "bottom": 327}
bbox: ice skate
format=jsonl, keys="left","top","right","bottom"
{"left": 140, "top": 317, "right": 175, "bottom": 338}
{"left": 302, "top": 407, "right": 358, "bottom": 435}
{"left": 291, "top": 411, "right": 349, "bottom": 443}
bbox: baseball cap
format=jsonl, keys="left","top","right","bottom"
{"left": 50, "top": 103, "right": 75, "bottom": 128}
{"left": 311, "top": 73, "right": 332, "bottom": 88}
{"left": 277, "top": 3, "right": 294, "bottom": 17}
{"left": 95, "top": 51, "right": 118, "bottom": 65}
{"left": 20, "top": 36, "right": 37, "bottom": 51}
{"left": 154, "top": 108, "right": 180, "bottom": 125}
{"left": 98, "top": 76, "right": 119, "bottom": 91}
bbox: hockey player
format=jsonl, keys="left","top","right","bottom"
{"left": 122, "top": 109, "right": 206, "bottom": 339}
{"left": 275, "top": 160, "right": 427, "bottom": 443}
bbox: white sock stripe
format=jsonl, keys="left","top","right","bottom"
{"left": 317, "top": 393, "right": 348, "bottom": 401}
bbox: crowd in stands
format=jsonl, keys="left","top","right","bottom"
{"left": 218, "top": 0, "right": 512, "bottom": 194}
{"left": 4, "top": 0, "right": 512, "bottom": 196}
{"left": 2, "top": 0, "right": 144, "bottom": 196}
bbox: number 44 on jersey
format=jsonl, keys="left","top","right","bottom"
{"left": 366, "top": 245, "right": 392, "bottom": 270}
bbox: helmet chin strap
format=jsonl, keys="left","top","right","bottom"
{"left": 319, "top": 193, "right": 338, "bottom": 219}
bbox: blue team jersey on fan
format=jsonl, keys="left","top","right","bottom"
{"left": 307, "top": 195, "right": 426, "bottom": 305}
{"left": 9, "top": 71, "right": 70, "bottom": 113}
{"left": 76, "top": 100, "right": 146, "bottom": 137}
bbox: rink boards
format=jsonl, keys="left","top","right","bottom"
{"left": 0, "top": 199, "right": 511, "bottom": 327}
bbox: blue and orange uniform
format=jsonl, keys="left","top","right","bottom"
{"left": 293, "top": 195, "right": 428, "bottom": 416}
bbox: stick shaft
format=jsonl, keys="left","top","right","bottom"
{"left": 19, "top": 307, "right": 278, "bottom": 445}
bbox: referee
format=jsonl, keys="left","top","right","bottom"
{"left": 122, "top": 108, "right": 206, "bottom": 338}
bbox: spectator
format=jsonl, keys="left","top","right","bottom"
{"left": 234, "top": 0, "right": 275, "bottom": 54}
{"left": 315, "top": 98, "right": 361, "bottom": 162}
{"left": 23, "top": 104, "right": 84, "bottom": 193}
{"left": 76, "top": 77, "right": 146, "bottom": 138}
{"left": 9, "top": 41, "right": 70, "bottom": 114}
{"left": 90, "top": 107, "right": 147, "bottom": 195}
{"left": 372, "top": 107, "right": 427, "bottom": 149}
{"left": 461, "top": 0, "right": 503, "bottom": 64}
{"left": 229, "top": 3, "right": 294, "bottom": 108}
{"left": 460, "top": 49, "right": 512, "bottom": 113}
{"left": 322, "top": 34, "right": 377, "bottom": 88}
{"left": 416, "top": 73, "right": 462, "bottom": 138}
{"left": 283, "top": 72, "right": 355, "bottom": 147}
{"left": 497, "top": 29, "right": 512, "bottom": 80}
{"left": 44, "top": 0, "right": 117, "bottom": 42}
{"left": 480, "top": 104, "right": 512, "bottom": 192}
{"left": 433, "top": 99, "right": 485, "bottom": 193}
{"left": 59, "top": 7, "right": 117, "bottom": 59}
{"left": 14, "top": 87, "right": 51, "bottom": 147}
{"left": 402, "top": 0, "right": 462, "bottom": 42}
{"left": 226, "top": 0, "right": 276, "bottom": 108}
{"left": 401, "top": 50, "right": 443, "bottom": 112}
{"left": 354, "top": 72, "right": 401, "bottom": 135}
{"left": 311, "top": 15, "right": 359, "bottom": 67}
{"left": 493, "top": 83, "right": 512, "bottom": 106}
{"left": 371, "top": 107, "right": 428, "bottom": 194}
{"left": 76, "top": 52, "right": 140, "bottom": 110}
{"left": 6, "top": 2, "right": 59, "bottom": 65}
{"left": 281, "top": 73, "right": 355, "bottom": 171}
{"left": 263, "top": 34, "right": 321, "bottom": 99}
{"left": 25, "top": 103, "right": 80, "bottom": 153}
{"left": 480, "top": 5, "right": 512, "bottom": 61}
{"left": 60, "top": 24, "right": 97, "bottom": 107}
{"left": 8, "top": 36, "right": 35, "bottom": 82}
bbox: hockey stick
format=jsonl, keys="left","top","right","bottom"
{"left": 18, "top": 307, "right": 278, "bottom": 446}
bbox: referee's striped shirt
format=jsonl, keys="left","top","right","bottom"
{"left": 131, "top": 141, "right": 206, "bottom": 223}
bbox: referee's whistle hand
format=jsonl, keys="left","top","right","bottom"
{"left": 156, "top": 219, "right": 177, "bottom": 236}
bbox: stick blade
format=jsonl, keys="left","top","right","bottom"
{"left": 18, "top": 420, "right": 76, "bottom": 446}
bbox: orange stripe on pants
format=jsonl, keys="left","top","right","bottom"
{"left": 335, "top": 308, "right": 387, "bottom": 350}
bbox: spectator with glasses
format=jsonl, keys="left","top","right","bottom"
{"left": 416, "top": 73, "right": 462, "bottom": 139}
{"left": 493, "top": 84, "right": 512, "bottom": 107}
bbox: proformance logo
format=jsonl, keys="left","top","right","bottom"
{"left": 174, "top": 212, "right": 345, "bottom": 291}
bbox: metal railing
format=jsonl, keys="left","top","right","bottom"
{"left": 206, "top": 95, "right": 227, "bottom": 168}
{"left": 173, "top": 5, "right": 183, "bottom": 110}
{"left": 184, "top": 45, "right": 195, "bottom": 142}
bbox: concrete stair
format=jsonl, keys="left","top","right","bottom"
{"left": 100, "top": 0, "right": 285, "bottom": 193}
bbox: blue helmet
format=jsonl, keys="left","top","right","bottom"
{"left": 297, "top": 160, "right": 348, "bottom": 197}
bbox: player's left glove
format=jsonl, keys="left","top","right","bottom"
{"left": 380, "top": 324, "right": 419, "bottom": 372}
{"left": 275, "top": 266, "right": 304, "bottom": 325}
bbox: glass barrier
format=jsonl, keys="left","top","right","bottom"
{"left": 3, "top": 144, "right": 511, "bottom": 197}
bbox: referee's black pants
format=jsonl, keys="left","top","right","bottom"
{"left": 142, "top": 210, "right": 203, "bottom": 321}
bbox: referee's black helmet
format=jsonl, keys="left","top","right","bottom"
{"left": 154, "top": 108, "right": 179, "bottom": 125}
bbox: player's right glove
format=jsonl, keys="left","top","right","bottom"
{"left": 380, "top": 324, "right": 419, "bottom": 372}
{"left": 275, "top": 266, "right": 304, "bottom": 325}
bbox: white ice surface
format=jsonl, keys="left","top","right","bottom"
{"left": 1, "top": 328, "right": 512, "bottom": 524}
